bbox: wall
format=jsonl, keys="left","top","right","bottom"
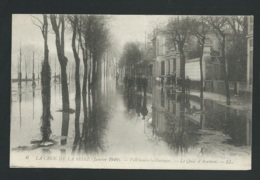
{"left": 247, "top": 16, "right": 253, "bottom": 86}
{"left": 185, "top": 58, "right": 201, "bottom": 81}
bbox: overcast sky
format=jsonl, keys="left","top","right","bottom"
{"left": 11, "top": 14, "right": 170, "bottom": 75}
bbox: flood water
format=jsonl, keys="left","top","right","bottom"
{"left": 10, "top": 78, "right": 251, "bottom": 159}
{"left": 151, "top": 82, "right": 251, "bottom": 157}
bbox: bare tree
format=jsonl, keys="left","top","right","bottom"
{"left": 121, "top": 42, "right": 142, "bottom": 77}
{"left": 50, "top": 14, "right": 70, "bottom": 111}
{"left": 76, "top": 15, "right": 110, "bottom": 151}
{"left": 77, "top": 15, "right": 89, "bottom": 149}
{"left": 226, "top": 16, "right": 247, "bottom": 94}
{"left": 31, "top": 14, "right": 52, "bottom": 141}
{"left": 165, "top": 16, "right": 192, "bottom": 131}
{"left": 68, "top": 15, "right": 81, "bottom": 146}
{"left": 190, "top": 16, "right": 210, "bottom": 110}
{"left": 83, "top": 15, "right": 110, "bottom": 101}
{"left": 77, "top": 15, "right": 88, "bottom": 108}
{"left": 166, "top": 16, "right": 191, "bottom": 94}
{"left": 207, "top": 16, "right": 231, "bottom": 105}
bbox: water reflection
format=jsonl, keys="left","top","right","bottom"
{"left": 18, "top": 83, "right": 22, "bottom": 129}
{"left": 136, "top": 93, "right": 142, "bottom": 116}
{"left": 11, "top": 78, "right": 251, "bottom": 157}
{"left": 124, "top": 82, "right": 149, "bottom": 120}
{"left": 71, "top": 82, "right": 112, "bottom": 154}
{"left": 152, "top": 81, "right": 252, "bottom": 155}
{"left": 152, "top": 84, "right": 199, "bottom": 154}
{"left": 141, "top": 94, "right": 148, "bottom": 120}
{"left": 203, "top": 100, "right": 252, "bottom": 146}
{"left": 32, "top": 86, "right": 35, "bottom": 120}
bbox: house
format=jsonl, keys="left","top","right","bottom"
{"left": 152, "top": 29, "right": 223, "bottom": 90}
{"left": 247, "top": 16, "right": 253, "bottom": 90}
{"left": 152, "top": 30, "right": 181, "bottom": 84}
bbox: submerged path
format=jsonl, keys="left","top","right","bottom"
{"left": 103, "top": 88, "right": 172, "bottom": 158}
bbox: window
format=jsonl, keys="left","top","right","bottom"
{"left": 161, "top": 61, "right": 165, "bottom": 75}
{"left": 161, "top": 91, "right": 165, "bottom": 107}
{"left": 173, "top": 58, "right": 176, "bottom": 72}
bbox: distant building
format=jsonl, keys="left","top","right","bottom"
{"left": 152, "top": 30, "right": 180, "bottom": 84}
{"left": 152, "top": 29, "right": 223, "bottom": 90}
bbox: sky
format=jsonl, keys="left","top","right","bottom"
{"left": 11, "top": 14, "right": 170, "bottom": 76}
{"left": 109, "top": 15, "right": 169, "bottom": 48}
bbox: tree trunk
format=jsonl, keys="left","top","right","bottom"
{"left": 82, "top": 61, "right": 88, "bottom": 141}
{"left": 179, "top": 47, "right": 186, "bottom": 95}
{"left": 77, "top": 18, "right": 89, "bottom": 137}
{"left": 71, "top": 16, "right": 81, "bottom": 145}
{"left": 88, "top": 61, "right": 92, "bottom": 118}
{"left": 97, "top": 56, "right": 102, "bottom": 99}
{"left": 50, "top": 14, "right": 70, "bottom": 111}
{"left": 60, "top": 63, "right": 70, "bottom": 111}
{"left": 178, "top": 46, "right": 186, "bottom": 131}
{"left": 82, "top": 63, "right": 88, "bottom": 97}
{"left": 80, "top": 56, "right": 89, "bottom": 151}
{"left": 222, "top": 35, "right": 231, "bottom": 105}
{"left": 41, "top": 14, "right": 52, "bottom": 142}
{"left": 41, "top": 59, "right": 52, "bottom": 141}
{"left": 92, "top": 53, "right": 97, "bottom": 92}
{"left": 199, "top": 43, "right": 204, "bottom": 110}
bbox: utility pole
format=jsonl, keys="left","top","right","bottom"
{"left": 25, "top": 57, "right": 28, "bottom": 83}
{"left": 32, "top": 52, "right": 36, "bottom": 86}
{"left": 18, "top": 45, "right": 22, "bottom": 86}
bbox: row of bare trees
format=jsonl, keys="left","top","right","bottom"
{"left": 164, "top": 16, "right": 248, "bottom": 108}
{"left": 119, "top": 41, "right": 154, "bottom": 78}
{"left": 120, "top": 42, "right": 142, "bottom": 77}
{"left": 32, "top": 14, "right": 110, "bottom": 143}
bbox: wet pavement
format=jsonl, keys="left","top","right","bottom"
{"left": 151, "top": 83, "right": 251, "bottom": 158}
{"left": 10, "top": 79, "right": 251, "bottom": 159}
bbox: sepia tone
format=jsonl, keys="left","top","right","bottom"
{"left": 10, "top": 14, "right": 252, "bottom": 169}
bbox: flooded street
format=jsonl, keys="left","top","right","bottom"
{"left": 10, "top": 79, "right": 251, "bottom": 161}
{"left": 151, "top": 83, "right": 251, "bottom": 158}
{"left": 1, "top": 9, "right": 258, "bottom": 180}
{"left": 8, "top": 14, "right": 254, "bottom": 171}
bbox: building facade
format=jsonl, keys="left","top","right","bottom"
{"left": 152, "top": 31, "right": 181, "bottom": 84}
{"left": 247, "top": 16, "right": 253, "bottom": 89}
{"left": 152, "top": 30, "right": 221, "bottom": 88}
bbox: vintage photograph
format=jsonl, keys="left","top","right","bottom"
{"left": 10, "top": 14, "right": 252, "bottom": 169}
